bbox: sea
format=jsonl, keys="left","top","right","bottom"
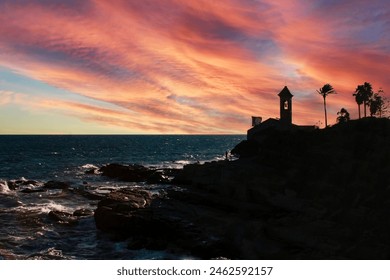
{"left": 0, "top": 135, "right": 244, "bottom": 260}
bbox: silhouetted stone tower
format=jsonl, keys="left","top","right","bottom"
{"left": 278, "top": 86, "right": 293, "bottom": 124}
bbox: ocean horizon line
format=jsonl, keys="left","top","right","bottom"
{"left": 0, "top": 133, "right": 246, "bottom": 136}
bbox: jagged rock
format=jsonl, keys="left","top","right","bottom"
{"left": 5, "top": 181, "right": 18, "bottom": 190}
{"left": 94, "top": 188, "right": 153, "bottom": 232}
{"left": 48, "top": 210, "right": 78, "bottom": 225}
{"left": 85, "top": 168, "right": 99, "bottom": 175}
{"left": 20, "top": 188, "right": 46, "bottom": 194}
{"left": 94, "top": 188, "right": 206, "bottom": 257}
{"left": 99, "top": 163, "right": 167, "bottom": 183}
{"left": 99, "top": 163, "right": 150, "bottom": 181}
{"left": 43, "top": 181, "right": 71, "bottom": 190}
{"left": 7, "top": 179, "right": 40, "bottom": 190}
{"left": 76, "top": 190, "right": 107, "bottom": 200}
{"left": 73, "top": 208, "right": 94, "bottom": 217}
{"left": 92, "top": 118, "right": 390, "bottom": 259}
{"left": 146, "top": 170, "right": 170, "bottom": 184}
{"left": 94, "top": 187, "right": 261, "bottom": 259}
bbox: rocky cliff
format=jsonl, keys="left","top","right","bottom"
{"left": 95, "top": 117, "right": 390, "bottom": 259}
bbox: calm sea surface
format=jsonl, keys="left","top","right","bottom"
{"left": 0, "top": 135, "right": 244, "bottom": 259}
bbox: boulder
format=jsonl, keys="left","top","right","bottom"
{"left": 146, "top": 170, "right": 170, "bottom": 184}
{"left": 7, "top": 179, "right": 40, "bottom": 190}
{"left": 85, "top": 168, "right": 99, "bottom": 175}
{"left": 99, "top": 163, "right": 161, "bottom": 182}
{"left": 76, "top": 190, "right": 107, "bottom": 200}
{"left": 93, "top": 187, "right": 256, "bottom": 259}
{"left": 20, "top": 188, "right": 46, "bottom": 194}
{"left": 94, "top": 188, "right": 153, "bottom": 232}
{"left": 43, "top": 181, "right": 71, "bottom": 190}
{"left": 73, "top": 208, "right": 94, "bottom": 217}
{"left": 48, "top": 210, "right": 78, "bottom": 225}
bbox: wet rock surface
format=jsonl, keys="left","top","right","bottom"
{"left": 94, "top": 187, "right": 241, "bottom": 259}
{"left": 6, "top": 179, "right": 40, "bottom": 190}
{"left": 99, "top": 163, "right": 170, "bottom": 184}
{"left": 48, "top": 210, "right": 78, "bottom": 225}
{"left": 43, "top": 181, "right": 71, "bottom": 190}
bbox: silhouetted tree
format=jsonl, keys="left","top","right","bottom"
{"left": 352, "top": 90, "right": 364, "bottom": 119}
{"left": 369, "top": 88, "right": 388, "bottom": 118}
{"left": 381, "top": 96, "right": 390, "bottom": 118}
{"left": 369, "top": 93, "right": 383, "bottom": 117}
{"left": 317, "top": 83, "right": 336, "bottom": 127}
{"left": 384, "top": 98, "right": 390, "bottom": 118}
{"left": 336, "top": 108, "right": 350, "bottom": 123}
{"left": 355, "top": 82, "right": 373, "bottom": 118}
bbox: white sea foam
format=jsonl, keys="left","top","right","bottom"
{"left": 147, "top": 157, "right": 225, "bottom": 170}
{"left": 174, "top": 160, "right": 193, "bottom": 165}
{"left": 16, "top": 201, "right": 75, "bottom": 214}
{"left": 81, "top": 164, "right": 98, "bottom": 169}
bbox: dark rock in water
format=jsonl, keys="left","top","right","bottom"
{"left": 20, "top": 188, "right": 46, "bottom": 194}
{"left": 95, "top": 188, "right": 182, "bottom": 251}
{"left": 26, "top": 248, "right": 70, "bottom": 260}
{"left": 73, "top": 208, "right": 94, "bottom": 217}
{"left": 146, "top": 170, "right": 170, "bottom": 184}
{"left": 43, "top": 181, "right": 71, "bottom": 190}
{"left": 7, "top": 179, "right": 40, "bottom": 190}
{"left": 99, "top": 163, "right": 169, "bottom": 183}
{"left": 48, "top": 210, "right": 78, "bottom": 225}
{"left": 94, "top": 187, "right": 245, "bottom": 259}
{"left": 94, "top": 188, "right": 153, "bottom": 232}
{"left": 85, "top": 168, "right": 99, "bottom": 175}
{"left": 6, "top": 181, "right": 18, "bottom": 190}
{"left": 19, "top": 179, "right": 39, "bottom": 186}
{"left": 99, "top": 163, "right": 149, "bottom": 182}
{"left": 78, "top": 190, "right": 107, "bottom": 201}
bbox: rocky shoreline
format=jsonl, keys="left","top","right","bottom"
{"left": 92, "top": 117, "right": 390, "bottom": 259}
{"left": 4, "top": 117, "right": 390, "bottom": 259}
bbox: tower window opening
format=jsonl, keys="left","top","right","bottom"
{"left": 284, "top": 100, "right": 288, "bottom": 110}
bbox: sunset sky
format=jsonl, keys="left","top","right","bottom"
{"left": 0, "top": 0, "right": 389, "bottom": 134}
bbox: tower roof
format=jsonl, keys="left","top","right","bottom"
{"left": 278, "top": 86, "right": 293, "bottom": 98}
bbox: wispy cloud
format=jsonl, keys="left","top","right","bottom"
{"left": 0, "top": 90, "right": 17, "bottom": 106}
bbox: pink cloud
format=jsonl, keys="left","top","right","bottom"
{"left": 0, "top": 0, "right": 388, "bottom": 133}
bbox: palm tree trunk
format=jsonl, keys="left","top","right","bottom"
{"left": 363, "top": 101, "right": 367, "bottom": 117}
{"left": 323, "top": 96, "right": 328, "bottom": 127}
{"left": 358, "top": 104, "right": 361, "bottom": 119}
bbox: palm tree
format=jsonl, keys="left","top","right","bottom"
{"left": 353, "top": 88, "right": 364, "bottom": 119}
{"left": 317, "top": 83, "right": 336, "bottom": 127}
{"left": 355, "top": 82, "right": 373, "bottom": 117}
